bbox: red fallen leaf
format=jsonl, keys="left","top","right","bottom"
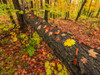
{"left": 78, "top": 39, "right": 83, "bottom": 44}
{"left": 31, "top": 15, "right": 34, "bottom": 19}
{"left": 40, "top": 66, "right": 45, "bottom": 70}
{"left": 83, "top": 41, "right": 89, "bottom": 45}
{"left": 54, "top": 32, "right": 59, "bottom": 35}
{"left": 20, "top": 69, "right": 23, "bottom": 72}
{"left": 75, "top": 48, "right": 79, "bottom": 57}
{"left": 28, "top": 68, "right": 32, "bottom": 72}
{"left": 50, "top": 27, "right": 54, "bottom": 30}
{"left": 39, "top": 22, "right": 41, "bottom": 24}
{"left": 4, "top": 64, "right": 7, "bottom": 67}
{"left": 73, "top": 59, "right": 77, "bottom": 65}
{"left": 57, "top": 38, "right": 60, "bottom": 41}
{"left": 45, "top": 27, "right": 49, "bottom": 30}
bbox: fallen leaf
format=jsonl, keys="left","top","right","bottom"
{"left": 35, "top": 22, "right": 38, "bottom": 24}
{"left": 49, "top": 32, "right": 53, "bottom": 36}
{"left": 54, "top": 32, "right": 59, "bottom": 35}
{"left": 81, "top": 57, "right": 87, "bottom": 63}
{"left": 39, "top": 22, "right": 41, "bottom": 24}
{"left": 45, "top": 27, "right": 49, "bottom": 30}
{"left": 45, "top": 30, "right": 48, "bottom": 33}
{"left": 73, "top": 59, "right": 77, "bottom": 65}
{"left": 31, "top": 15, "right": 34, "bottom": 19}
{"left": 61, "top": 34, "right": 66, "bottom": 36}
{"left": 57, "top": 38, "right": 60, "bottom": 41}
{"left": 43, "top": 20, "right": 46, "bottom": 22}
{"left": 70, "top": 35, "right": 75, "bottom": 39}
{"left": 37, "top": 25, "right": 42, "bottom": 30}
{"left": 50, "top": 27, "right": 54, "bottom": 30}
{"left": 75, "top": 48, "right": 78, "bottom": 56}
{"left": 57, "top": 30, "right": 60, "bottom": 32}
{"left": 88, "top": 49, "right": 98, "bottom": 58}
{"left": 27, "top": 14, "right": 31, "bottom": 17}
{"left": 43, "top": 25, "right": 47, "bottom": 28}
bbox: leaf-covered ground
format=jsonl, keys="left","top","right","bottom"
{"left": 50, "top": 18, "right": 100, "bottom": 50}
{"left": 0, "top": 15, "right": 70, "bottom": 75}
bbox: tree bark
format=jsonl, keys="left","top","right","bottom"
{"left": 96, "top": 8, "right": 100, "bottom": 18}
{"left": 87, "top": 0, "right": 92, "bottom": 16}
{"left": 31, "top": 1, "right": 34, "bottom": 13}
{"left": 44, "top": 0, "right": 49, "bottom": 22}
{"left": 2, "top": 0, "right": 16, "bottom": 26}
{"left": 12, "top": 0, "right": 26, "bottom": 30}
{"left": 40, "top": 0, "right": 43, "bottom": 9}
{"left": 75, "top": 0, "right": 87, "bottom": 21}
{"left": 65, "top": 0, "right": 71, "bottom": 20}
{"left": 24, "top": 13, "right": 100, "bottom": 75}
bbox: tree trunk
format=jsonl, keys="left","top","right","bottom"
{"left": 12, "top": 0, "right": 26, "bottom": 30}
{"left": 96, "top": 8, "right": 100, "bottom": 18}
{"left": 40, "top": 0, "right": 43, "bottom": 9}
{"left": 31, "top": 1, "right": 34, "bottom": 13}
{"left": 44, "top": 0, "right": 49, "bottom": 22}
{"left": 24, "top": 13, "right": 100, "bottom": 75}
{"left": 3, "top": 0, "right": 16, "bottom": 26}
{"left": 75, "top": 0, "right": 87, "bottom": 21}
{"left": 87, "top": 0, "right": 92, "bottom": 16}
{"left": 65, "top": 0, "right": 71, "bottom": 20}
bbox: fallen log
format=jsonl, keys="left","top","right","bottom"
{"left": 24, "top": 13, "right": 100, "bottom": 75}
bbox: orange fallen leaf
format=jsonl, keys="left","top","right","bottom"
{"left": 81, "top": 57, "right": 87, "bottom": 64}
{"left": 43, "top": 25, "right": 47, "bottom": 28}
{"left": 75, "top": 48, "right": 78, "bottom": 56}
{"left": 88, "top": 49, "right": 98, "bottom": 58}
{"left": 54, "top": 32, "right": 59, "bottom": 35}
{"left": 31, "top": 15, "right": 34, "bottom": 19}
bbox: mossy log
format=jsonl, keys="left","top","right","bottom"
{"left": 24, "top": 13, "right": 100, "bottom": 75}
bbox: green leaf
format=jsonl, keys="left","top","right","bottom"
{"left": 57, "top": 64, "right": 62, "bottom": 71}
{"left": 58, "top": 72, "right": 64, "bottom": 75}
{"left": 46, "top": 68, "right": 52, "bottom": 75}
{"left": 19, "top": 10, "right": 24, "bottom": 14}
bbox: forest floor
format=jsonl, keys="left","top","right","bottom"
{"left": 0, "top": 14, "right": 100, "bottom": 75}
{"left": 0, "top": 15, "right": 69, "bottom": 75}
{"left": 50, "top": 18, "right": 100, "bottom": 50}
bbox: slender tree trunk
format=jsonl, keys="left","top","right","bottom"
{"left": 88, "top": 11, "right": 92, "bottom": 17}
{"left": 12, "top": 0, "right": 26, "bottom": 30}
{"left": 65, "top": 0, "right": 71, "bottom": 20}
{"left": 31, "top": 1, "right": 34, "bottom": 13}
{"left": 44, "top": 0, "right": 49, "bottom": 22}
{"left": 87, "top": 0, "right": 92, "bottom": 16}
{"left": 96, "top": 8, "right": 100, "bottom": 18}
{"left": 3, "top": 0, "right": 16, "bottom": 26}
{"left": 75, "top": 0, "right": 87, "bottom": 21}
{"left": 40, "top": 0, "right": 43, "bottom": 9}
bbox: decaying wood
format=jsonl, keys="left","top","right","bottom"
{"left": 24, "top": 13, "right": 100, "bottom": 75}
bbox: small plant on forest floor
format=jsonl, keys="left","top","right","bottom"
{"left": 2, "top": 39, "right": 10, "bottom": 45}
{"left": 25, "top": 32, "right": 41, "bottom": 56}
{"left": 45, "top": 60, "right": 68, "bottom": 75}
